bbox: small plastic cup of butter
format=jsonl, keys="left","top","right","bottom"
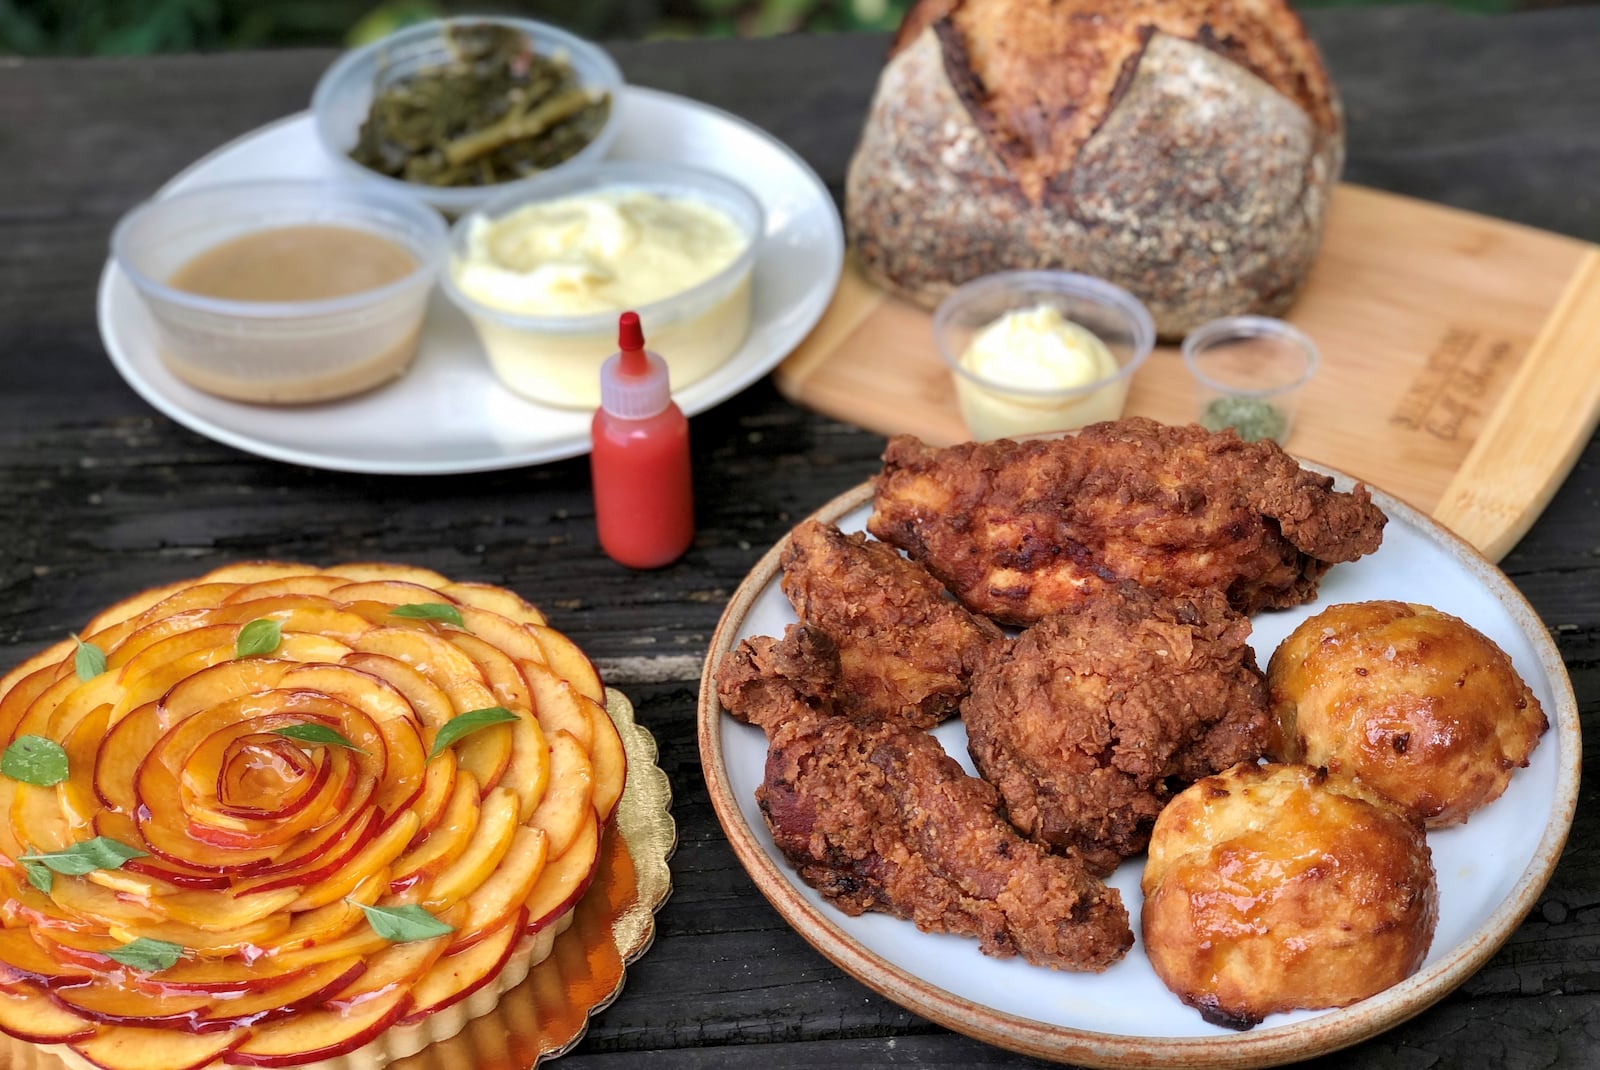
{"left": 933, "top": 271, "right": 1155, "bottom": 441}
{"left": 1182, "top": 315, "right": 1319, "bottom": 445}
{"left": 111, "top": 179, "right": 448, "bottom": 405}
{"left": 440, "top": 161, "right": 763, "bottom": 409}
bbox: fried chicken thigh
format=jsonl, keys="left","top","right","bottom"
{"left": 869, "top": 419, "right": 1387, "bottom": 625}
{"left": 715, "top": 624, "right": 840, "bottom": 732}
{"left": 780, "top": 520, "right": 1006, "bottom": 728}
{"left": 715, "top": 625, "right": 1132, "bottom": 971}
{"left": 962, "top": 583, "right": 1272, "bottom": 876}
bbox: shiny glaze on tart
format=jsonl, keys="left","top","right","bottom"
{"left": 0, "top": 563, "right": 624, "bottom": 1070}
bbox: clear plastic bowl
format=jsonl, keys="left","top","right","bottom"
{"left": 111, "top": 179, "right": 447, "bottom": 405}
{"left": 933, "top": 271, "right": 1155, "bottom": 441}
{"left": 1182, "top": 315, "right": 1319, "bottom": 444}
{"left": 311, "top": 17, "right": 624, "bottom": 217}
{"left": 440, "top": 161, "right": 764, "bottom": 410}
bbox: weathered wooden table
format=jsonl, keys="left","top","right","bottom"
{"left": 1, "top": 5, "right": 1596, "bottom": 1067}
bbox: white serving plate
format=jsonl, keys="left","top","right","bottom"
{"left": 698, "top": 476, "right": 1581, "bottom": 1069}
{"left": 97, "top": 86, "right": 844, "bottom": 475}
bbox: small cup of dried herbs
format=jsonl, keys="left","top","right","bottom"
{"left": 313, "top": 17, "right": 623, "bottom": 216}
{"left": 1182, "top": 316, "right": 1319, "bottom": 446}
{"left": 1200, "top": 395, "right": 1290, "bottom": 443}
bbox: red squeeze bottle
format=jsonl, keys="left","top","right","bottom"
{"left": 590, "top": 312, "right": 695, "bottom": 569}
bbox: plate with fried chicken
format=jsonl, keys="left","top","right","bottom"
{"left": 697, "top": 418, "right": 1580, "bottom": 1069}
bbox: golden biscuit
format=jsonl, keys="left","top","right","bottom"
{"left": 1142, "top": 763, "right": 1437, "bottom": 1029}
{"left": 1267, "top": 600, "right": 1546, "bottom": 827}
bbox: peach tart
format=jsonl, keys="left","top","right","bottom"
{"left": 0, "top": 562, "right": 626, "bottom": 1070}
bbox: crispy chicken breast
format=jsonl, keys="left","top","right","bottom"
{"left": 869, "top": 419, "right": 1387, "bottom": 625}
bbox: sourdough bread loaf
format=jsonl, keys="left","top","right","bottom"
{"left": 845, "top": 0, "right": 1344, "bottom": 337}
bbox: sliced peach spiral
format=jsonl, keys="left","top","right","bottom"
{"left": 0, "top": 563, "right": 624, "bottom": 1070}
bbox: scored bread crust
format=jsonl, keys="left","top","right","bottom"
{"left": 846, "top": 0, "right": 1344, "bottom": 336}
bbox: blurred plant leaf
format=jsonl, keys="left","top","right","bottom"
{"left": 749, "top": 0, "right": 816, "bottom": 36}
{"left": 348, "top": 0, "right": 439, "bottom": 46}
{"left": 0, "top": 1, "right": 50, "bottom": 53}
{"left": 0, "top": 0, "right": 1527, "bottom": 57}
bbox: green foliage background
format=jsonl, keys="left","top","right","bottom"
{"left": 0, "top": 0, "right": 1535, "bottom": 54}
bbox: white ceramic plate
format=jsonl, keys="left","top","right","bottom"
{"left": 698, "top": 477, "right": 1581, "bottom": 1069}
{"left": 96, "top": 87, "right": 844, "bottom": 474}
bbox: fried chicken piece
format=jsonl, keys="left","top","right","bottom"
{"left": 962, "top": 583, "right": 1271, "bottom": 876}
{"left": 714, "top": 625, "right": 1132, "bottom": 971}
{"left": 715, "top": 624, "right": 841, "bottom": 732}
{"left": 868, "top": 418, "right": 1387, "bottom": 625}
{"left": 780, "top": 520, "right": 1007, "bottom": 728}
{"left": 761, "top": 714, "right": 1134, "bottom": 971}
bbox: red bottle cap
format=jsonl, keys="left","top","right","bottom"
{"left": 600, "top": 311, "right": 671, "bottom": 419}
{"left": 619, "top": 311, "right": 646, "bottom": 369}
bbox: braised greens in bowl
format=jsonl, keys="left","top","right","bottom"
{"left": 313, "top": 17, "right": 622, "bottom": 214}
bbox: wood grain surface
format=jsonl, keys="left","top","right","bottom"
{"left": 775, "top": 185, "right": 1600, "bottom": 554}
{"left": 0, "top": 6, "right": 1597, "bottom": 1069}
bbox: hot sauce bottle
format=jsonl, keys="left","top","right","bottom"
{"left": 590, "top": 311, "right": 695, "bottom": 568}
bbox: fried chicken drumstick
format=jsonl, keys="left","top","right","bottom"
{"left": 780, "top": 520, "right": 1006, "bottom": 728}
{"left": 716, "top": 625, "right": 1133, "bottom": 971}
{"left": 962, "top": 583, "right": 1272, "bottom": 876}
{"left": 869, "top": 419, "right": 1387, "bottom": 625}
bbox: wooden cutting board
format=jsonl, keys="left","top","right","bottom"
{"left": 774, "top": 185, "right": 1600, "bottom": 561}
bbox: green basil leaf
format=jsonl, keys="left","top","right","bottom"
{"left": 105, "top": 937, "right": 184, "bottom": 972}
{"left": 427, "top": 706, "right": 519, "bottom": 759}
{"left": 349, "top": 901, "right": 454, "bottom": 944}
{"left": 72, "top": 635, "right": 106, "bottom": 682}
{"left": 235, "top": 619, "right": 283, "bottom": 658}
{"left": 272, "top": 723, "right": 367, "bottom": 754}
{"left": 20, "top": 837, "right": 147, "bottom": 877}
{"left": 389, "top": 603, "right": 464, "bottom": 629}
{"left": 1, "top": 735, "right": 69, "bottom": 787}
{"left": 21, "top": 860, "right": 53, "bottom": 894}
